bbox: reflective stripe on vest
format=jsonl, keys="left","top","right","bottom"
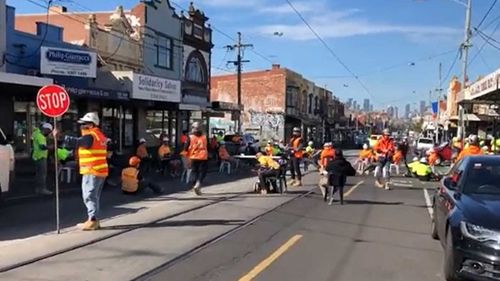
{"left": 78, "top": 128, "right": 109, "bottom": 177}
{"left": 189, "top": 134, "right": 208, "bottom": 160}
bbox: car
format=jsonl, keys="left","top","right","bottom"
{"left": 223, "top": 134, "right": 260, "bottom": 155}
{"left": 0, "top": 127, "right": 14, "bottom": 200}
{"left": 431, "top": 156, "right": 500, "bottom": 281}
{"left": 416, "top": 137, "right": 434, "bottom": 152}
{"left": 368, "top": 134, "right": 381, "bottom": 148}
{"left": 354, "top": 134, "right": 368, "bottom": 148}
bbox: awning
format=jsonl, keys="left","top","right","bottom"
{"left": 0, "top": 72, "right": 53, "bottom": 87}
{"left": 211, "top": 101, "right": 243, "bottom": 111}
{"left": 449, "top": 114, "right": 482, "bottom": 122}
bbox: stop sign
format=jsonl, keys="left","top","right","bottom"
{"left": 36, "top": 85, "right": 70, "bottom": 118}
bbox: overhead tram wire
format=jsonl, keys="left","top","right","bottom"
{"left": 284, "top": 0, "right": 374, "bottom": 100}
{"left": 443, "top": 49, "right": 461, "bottom": 83}
{"left": 476, "top": 0, "right": 498, "bottom": 30}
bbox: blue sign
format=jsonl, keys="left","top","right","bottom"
{"left": 431, "top": 102, "right": 438, "bottom": 114}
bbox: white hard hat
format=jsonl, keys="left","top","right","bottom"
{"left": 162, "top": 137, "right": 169, "bottom": 142}
{"left": 191, "top": 122, "right": 200, "bottom": 128}
{"left": 139, "top": 138, "right": 146, "bottom": 143}
{"left": 412, "top": 157, "right": 419, "bottom": 162}
{"left": 293, "top": 127, "right": 301, "bottom": 132}
{"left": 78, "top": 112, "right": 100, "bottom": 126}
{"left": 267, "top": 140, "right": 272, "bottom": 144}
{"left": 420, "top": 157, "right": 428, "bottom": 164}
{"left": 323, "top": 142, "right": 332, "bottom": 147}
{"left": 382, "top": 128, "right": 390, "bottom": 135}
{"left": 362, "top": 143, "right": 368, "bottom": 149}
{"left": 308, "top": 141, "right": 314, "bottom": 146}
{"left": 41, "top": 122, "right": 53, "bottom": 131}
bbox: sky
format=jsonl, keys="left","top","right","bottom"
{"left": 7, "top": 0, "right": 500, "bottom": 111}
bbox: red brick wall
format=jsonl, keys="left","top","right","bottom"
{"left": 211, "top": 69, "right": 286, "bottom": 113}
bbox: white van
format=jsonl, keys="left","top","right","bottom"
{"left": 0, "top": 128, "right": 14, "bottom": 200}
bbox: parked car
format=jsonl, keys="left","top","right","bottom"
{"left": 354, "top": 134, "right": 368, "bottom": 148}
{"left": 431, "top": 155, "right": 500, "bottom": 281}
{"left": 416, "top": 137, "right": 434, "bottom": 152}
{"left": 0, "top": 127, "right": 14, "bottom": 200}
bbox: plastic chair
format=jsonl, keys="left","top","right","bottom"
{"left": 59, "top": 166, "right": 75, "bottom": 183}
{"left": 219, "top": 161, "right": 231, "bottom": 175}
{"left": 389, "top": 163, "right": 400, "bottom": 175}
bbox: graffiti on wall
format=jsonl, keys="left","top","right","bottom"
{"left": 242, "top": 111, "right": 284, "bottom": 140}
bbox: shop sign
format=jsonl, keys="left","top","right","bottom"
{"left": 132, "top": 73, "right": 181, "bottom": 102}
{"left": 40, "top": 46, "right": 97, "bottom": 78}
{"left": 467, "top": 68, "right": 500, "bottom": 100}
{"left": 62, "top": 85, "right": 129, "bottom": 101}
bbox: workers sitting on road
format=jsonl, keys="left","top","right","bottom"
{"left": 413, "top": 157, "right": 433, "bottom": 182}
{"left": 136, "top": 138, "right": 151, "bottom": 173}
{"left": 355, "top": 143, "right": 372, "bottom": 175}
{"left": 255, "top": 152, "right": 281, "bottom": 194}
{"left": 456, "top": 134, "right": 482, "bottom": 162}
{"left": 390, "top": 147, "right": 403, "bottom": 175}
{"left": 407, "top": 157, "right": 420, "bottom": 177}
{"left": 121, "top": 156, "right": 164, "bottom": 194}
{"left": 158, "top": 137, "right": 172, "bottom": 174}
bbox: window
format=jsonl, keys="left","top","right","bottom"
{"left": 308, "top": 94, "right": 313, "bottom": 114}
{"left": 314, "top": 96, "right": 319, "bottom": 114}
{"left": 156, "top": 35, "right": 172, "bottom": 69}
{"left": 185, "top": 53, "right": 206, "bottom": 83}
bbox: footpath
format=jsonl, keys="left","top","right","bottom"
{"left": 0, "top": 168, "right": 317, "bottom": 281}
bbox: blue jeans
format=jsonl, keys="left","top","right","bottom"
{"left": 81, "top": 174, "right": 105, "bottom": 220}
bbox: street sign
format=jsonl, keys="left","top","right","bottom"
{"left": 36, "top": 84, "right": 71, "bottom": 234}
{"left": 36, "top": 85, "right": 70, "bottom": 117}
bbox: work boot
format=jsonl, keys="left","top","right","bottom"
{"left": 384, "top": 182, "right": 391, "bottom": 190}
{"left": 375, "top": 179, "right": 384, "bottom": 188}
{"left": 193, "top": 181, "right": 202, "bottom": 196}
{"left": 292, "top": 180, "right": 302, "bottom": 187}
{"left": 77, "top": 220, "right": 100, "bottom": 231}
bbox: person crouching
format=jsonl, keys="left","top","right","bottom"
{"left": 122, "top": 156, "right": 164, "bottom": 195}
{"left": 255, "top": 153, "right": 281, "bottom": 194}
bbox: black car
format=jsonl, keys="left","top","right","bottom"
{"left": 431, "top": 156, "right": 500, "bottom": 281}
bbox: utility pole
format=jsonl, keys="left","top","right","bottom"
{"left": 436, "top": 62, "right": 443, "bottom": 144}
{"left": 226, "top": 32, "right": 253, "bottom": 134}
{"left": 458, "top": 0, "right": 472, "bottom": 141}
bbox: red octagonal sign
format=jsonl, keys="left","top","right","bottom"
{"left": 36, "top": 85, "right": 70, "bottom": 118}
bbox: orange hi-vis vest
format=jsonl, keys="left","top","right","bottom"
{"left": 290, "top": 137, "right": 303, "bottom": 158}
{"left": 78, "top": 127, "right": 108, "bottom": 177}
{"left": 121, "top": 167, "right": 139, "bottom": 193}
{"left": 265, "top": 144, "right": 273, "bottom": 156}
{"left": 320, "top": 148, "right": 335, "bottom": 168}
{"left": 189, "top": 134, "right": 208, "bottom": 160}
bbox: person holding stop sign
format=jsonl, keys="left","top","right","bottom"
{"left": 63, "top": 112, "right": 108, "bottom": 231}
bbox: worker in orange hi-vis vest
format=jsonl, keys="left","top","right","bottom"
{"left": 183, "top": 122, "right": 208, "bottom": 196}
{"left": 59, "top": 112, "right": 108, "bottom": 231}
{"left": 288, "top": 127, "right": 305, "bottom": 187}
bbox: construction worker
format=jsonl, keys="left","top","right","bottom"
{"left": 456, "top": 134, "right": 482, "bottom": 162}
{"left": 255, "top": 152, "right": 281, "bottom": 194}
{"left": 414, "top": 157, "right": 433, "bottom": 181}
{"left": 122, "top": 156, "right": 163, "bottom": 194}
{"left": 318, "top": 142, "right": 335, "bottom": 200}
{"left": 407, "top": 157, "right": 420, "bottom": 176}
{"left": 32, "top": 122, "right": 54, "bottom": 195}
{"left": 265, "top": 140, "right": 274, "bottom": 156}
{"left": 304, "top": 141, "right": 315, "bottom": 172}
{"left": 184, "top": 122, "right": 208, "bottom": 195}
{"left": 373, "top": 128, "right": 395, "bottom": 190}
{"left": 136, "top": 138, "right": 151, "bottom": 173}
{"left": 427, "top": 148, "right": 439, "bottom": 174}
{"left": 62, "top": 112, "right": 108, "bottom": 231}
{"left": 218, "top": 141, "right": 237, "bottom": 165}
{"left": 288, "top": 127, "right": 304, "bottom": 187}
{"left": 355, "top": 143, "right": 372, "bottom": 175}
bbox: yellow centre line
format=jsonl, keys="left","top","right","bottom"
{"left": 344, "top": 180, "right": 364, "bottom": 197}
{"left": 238, "top": 234, "right": 303, "bottom": 281}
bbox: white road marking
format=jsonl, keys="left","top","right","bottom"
{"left": 423, "top": 188, "right": 433, "bottom": 218}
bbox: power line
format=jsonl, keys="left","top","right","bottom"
{"left": 477, "top": 30, "right": 500, "bottom": 51}
{"left": 284, "top": 0, "right": 373, "bottom": 100}
{"left": 443, "top": 49, "right": 461, "bottom": 84}
{"left": 477, "top": 0, "right": 498, "bottom": 30}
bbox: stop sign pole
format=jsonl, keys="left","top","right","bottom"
{"left": 37, "top": 85, "right": 70, "bottom": 234}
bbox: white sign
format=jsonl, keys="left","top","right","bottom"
{"left": 40, "top": 46, "right": 97, "bottom": 78}
{"left": 132, "top": 73, "right": 181, "bottom": 102}
{"left": 467, "top": 68, "right": 500, "bottom": 100}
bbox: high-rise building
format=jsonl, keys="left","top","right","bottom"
{"left": 395, "top": 107, "right": 399, "bottom": 119}
{"left": 387, "top": 106, "right": 395, "bottom": 119}
{"left": 370, "top": 104, "right": 374, "bottom": 112}
{"left": 420, "top": 100, "right": 426, "bottom": 115}
{"left": 347, "top": 98, "right": 353, "bottom": 109}
{"left": 363, "top": 99, "right": 370, "bottom": 112}
{"left": 352, "top": 100, "right": 358, "bottom": 111}
{"left": 356, "top": 104, "right": 361, "bottom": 111}
{"left": 405, "top": 104, "right": 410, "bottom": 119}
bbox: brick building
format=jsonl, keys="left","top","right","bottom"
{"left": 211, "top": 64, "right": 344, "bottom": 143}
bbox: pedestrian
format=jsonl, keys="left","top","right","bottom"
{"left": 63, "top": 112, "right": 108, "bottom": 231}
{"left": 32, "top": 122, "right": 54, "bottom": 195}
{"left": 121, "top": 156, "right": 163, "bottom": 194}
{"left": 325, "top": 149, "right": 356, "bottom": 205}
{"left": 184, "top": 122, "right": 208, "bottom": 195}
{"left": 288, "top": 127, "right": 304, "bottom": 187}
